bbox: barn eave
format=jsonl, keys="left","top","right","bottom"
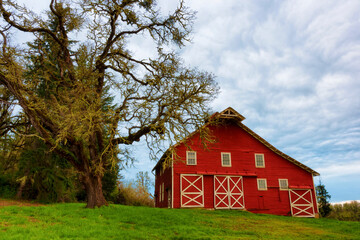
{"left": 152, "top": 107, "right": 320, "bottom": 176}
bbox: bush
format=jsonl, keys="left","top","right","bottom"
{"left": 328, "top": 201, "right": 360, "bottom": 221}
{"left": 102, "top": 165, "right": 119, "bottom": 201}
{"left": 14, "top": 139, "right": 79, "bottom": 203}
{"left": 0, "top": 174, "right": 18, "bottom": 198}
{"left": 113, "top": 181, "right": 154, "bottom": 207}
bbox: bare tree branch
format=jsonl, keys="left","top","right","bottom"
{"left": 0, "top": 0, "right": 218, "bottom": 208}
{"left": 0, "top": 1, "right": 62, "bottom": 46}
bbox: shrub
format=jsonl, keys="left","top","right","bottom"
{"left": 328, "top": 201, "right": 360, "bottom": 221}
{"left": 0, "top": 174, "right": 18, "bottom": 198}
{"left": 113, "top": 181, "right": 154, "bottom": 207}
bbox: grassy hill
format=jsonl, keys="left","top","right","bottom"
{"left": 1, "top": 201, "right": 359, "bottom": 239}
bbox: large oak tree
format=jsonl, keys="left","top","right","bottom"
{"left": 0, "top": 0, "right": 218, "bottom": 208}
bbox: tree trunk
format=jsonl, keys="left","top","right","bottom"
{"left": 82, "top": 172, "right": 108, "bottom": 208}
{"left": 16, "top": 171, "right": 30, "bottom": 200}
{"left": 15, "top": 178, "right": 26, "bottom": 200}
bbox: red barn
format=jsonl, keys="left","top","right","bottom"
{"left": 153, "top": 107, "right": 320, "bottom": 217}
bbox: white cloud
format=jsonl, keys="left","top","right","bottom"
{"left": 13, "top": 0, "right": 360, "bottom": 201}
{"left": 128, "top": 0, "right": 360, "bottom": 202}
{"left": 317, "top": 161, "right": 360, "bottom": 179}
{"left": 331, "top": 200, "right": 360, "bottom": 205}
{"left": 271, "top": 67, "right": 312, "bottom": 90}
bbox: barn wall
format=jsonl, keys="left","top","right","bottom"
{"left": 204, "top": 175, "right": 214, "bottom": 208}
{"left": 154, "top": 162, "right": 172, "bottom": 208}
{"left": 172, "top": 172, "right": 180, "bottom": 208}
{"left": 172, "top": 122, "right": 318, "bottom": 215}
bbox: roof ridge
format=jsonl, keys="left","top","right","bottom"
{"left": 152, "top": 107, "right": 319, "bottom": 176}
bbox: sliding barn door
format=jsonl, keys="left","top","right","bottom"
{"left": 214, "top": 176, "right": 229, "bottom": 209}
{"left": 289, "top": 189, "right": 315, "bottom": 217}
{"left": 214, "top": 175, "right": 244, "bottom": 209}
{"left": 180, "top": 174, "right": 204, "bottom": 207}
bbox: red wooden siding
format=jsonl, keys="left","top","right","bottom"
{"left": 154, "top": 163, "right": 172, "bottom": 208}
{"left": 154, "top": 109, "right": 319, "bottom": 217}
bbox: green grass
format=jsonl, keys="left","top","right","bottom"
{"left": 1, "top": 203, "right": 359, "bottom": 239}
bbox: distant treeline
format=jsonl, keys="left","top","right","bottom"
{"left": 327, "top": 201, "right": 360, "bottom": 221}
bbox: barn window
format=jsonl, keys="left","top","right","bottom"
{"left": 255, "top": 154, "right": 265, "bottom": 168}
{"left": 279, "top": 179, "right": 288, "bottom": 190}
{"left": 221, "top": 153, "right": 231, "bottom": 167}
{"left": 186, "top": 151, "right": 197, "bottom": 165}
{"left": 257, "top": 178, "right": 267, "bottom": 190}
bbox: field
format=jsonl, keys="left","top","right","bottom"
{"left": 1, "top": 199, "right": 359, "bottom": 239}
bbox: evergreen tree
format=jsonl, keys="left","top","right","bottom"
{"left": 316, "top": 181, "right": 332, "bottom": 217}
{"left": 0, "top": 0, "right": 217, "bottom": 208}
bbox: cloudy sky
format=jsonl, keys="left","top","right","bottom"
{"left": 136, "top": 0, "right": 360, "bottom": 202}
{"left": 15, "top": 0, "right": 360, "bottom": 202}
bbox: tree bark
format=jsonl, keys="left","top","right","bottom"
{"left": 82, "top": 172, "right": 108, "bottom": 208}
{"left": 15, "top": 178, "right": 26, "bottom": 200}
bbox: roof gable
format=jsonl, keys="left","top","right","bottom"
{"left": 235, "top": 122, "right": 319, "bottom": 176}
{"left": 153, "top": 107, "right": 319, "bottom": 176}
{"left": 219, "top": 107, "right": 245, "bottom": 121}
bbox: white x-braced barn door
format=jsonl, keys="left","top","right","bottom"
{"left": 289, "top": 189, "right": 315, "bottom": 217}
{"left": 214, "top": 176, "right": 245, "bottom": 209}
{"left": 180, "top": 174, "right": 204, "bottom": 207}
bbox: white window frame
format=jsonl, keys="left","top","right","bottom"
{"left": 221, "top": 152, "right": 232, "bottom": 167}
{"left": 279, "top": 179, "right": 288, "bottom": 190}
{"left": 186, "top": 151, "right": 197, "bottom": 165}
{"left": 257, "top": 178, "right": 267, "bottom": 191}
{"left": 255, "top": 153, "right": 265, "bottom": 168}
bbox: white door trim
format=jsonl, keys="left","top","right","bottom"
{"left": 180, "top": 174, "right": 204, "bottom": 208}
{"left": 289, "top": 189, "right": 315, "bottom": 217}
{"left": 214, "top": 175, "right": 245, "bottom": 210}
{"left": 229, "top": 176, "right": 245, "bottom": 209}
{"left": 214, "top": 176, "right": 229, "bottom": 209}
